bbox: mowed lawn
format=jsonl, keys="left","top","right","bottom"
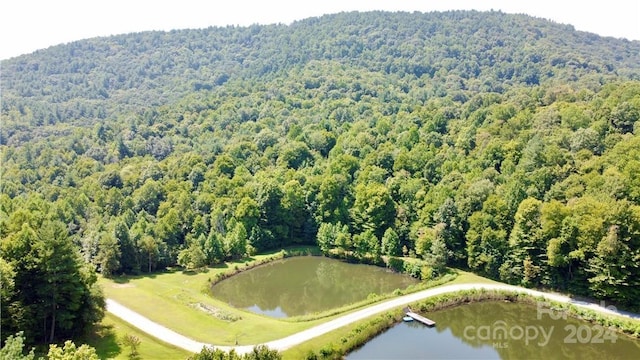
{"left": 99, "top": 252, "right": 334, "bottom": 346}
{"left": 449, "top": 268, "right": 501, "bottom": 285}
{"left": 84, "top": 313, "right": 191, "bottom": 359}
{"left": 98, "top": 253, "right": 485, "bottom": 353}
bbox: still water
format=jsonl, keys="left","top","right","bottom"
{"left": 210, "top": 256, "right": 418, "bottom": 317}
{"left": 348, "top": 301, "right": 640, "bottom": 359}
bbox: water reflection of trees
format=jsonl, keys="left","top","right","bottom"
{"left": 429, "top": 301, "right": 639, "bottom": 359}
{"left": 210, "top": 257, "right": 417, "bottom": 317}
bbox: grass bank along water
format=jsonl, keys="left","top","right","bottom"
{"left": 208, "top": 246, "right": 456, "bottom": 322}
{"left": 101, "top": 250, "right": 326, "bottom": 346}
{"left": 290, "top": 288, "right": 640, "bottom": 360}
{"left": 104, "top": 279, "right": 640, "bottom": 358}
{"left": 210, "top": 256, "right": 419, "bottom": 318}
{"left": 104, "top": 249, "right": 639, "bottom": 358}
{"left": 101, "top": 247, "right": 456, "bottom": 347}
{"left": 207, "top": 247, "right": 321, "bottom": 287}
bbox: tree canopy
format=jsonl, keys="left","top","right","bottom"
{"left": 2, "top": 11, "right": 640, "bottom": 348}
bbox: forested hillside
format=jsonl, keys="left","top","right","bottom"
{"left": 2, "top": 10, "right": 640, "bottom": 345}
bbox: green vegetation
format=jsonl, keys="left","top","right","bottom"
{"left": 288, "top": 311, "right": 401, "bottom": 360}
{"left": 188, "top": 345, "right": 281, "bottom": 360}
{"left": 287, "top": 289, "right": 640, "bottom": 360}
{"left": 0, "top": 315, "right": 190, "bottom": 360}
{"left": 0, "top": 222, "right": 105, "bottom": 344}
{"left": 449, "top": 268, "right": 501, "bottom": 285}
{"left": 0, "top": 332, "right": 99, "bottom": 360}
{"left": 100, "top": 253, "right": 330, "bottom": 345}
{"left": 89, "top": 313, "right": 190, "bottom": 360}
{"left": 410, "top": 289, "right": 640, "bottom": 340}
{"left": 100, "top": 249, "right": 451, "bottom": 344}
{"left": 2, "top": 9, "right": 640, "bottom": 353}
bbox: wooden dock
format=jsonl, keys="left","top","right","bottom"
{"left": 406, "top": 311, "right": 436, "bottom": 326}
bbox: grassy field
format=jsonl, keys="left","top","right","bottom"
{"left": 82, "top": 313, "right": 191, "bottom": 359}
{"left": 99, "top": 250, "right": 337, "bottom": 346}
{"left": 97, "top": 251, "right": 495, "bottom": 358}
{"left": 448, "top": 268, "right": 501, "bottom": 285}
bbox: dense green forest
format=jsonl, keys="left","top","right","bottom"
{"left": 2, "top": 10, "right": 640, "bottom": 347}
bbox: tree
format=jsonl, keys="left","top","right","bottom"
{"left": 316, "top": 222, "right": 337, "bottom": 254}
{"left": 243, "top": 345, "right": 282, "bottom": 360}
{"left": 155, "top": 208, "right": 183, "bottom": 246}
{"left": 316, "top": 174, "right": 351, "bottom": 224}
{"left": 204, "top": 231, "right": 226, "bottom": 265}
{"left": 178, "top": 242, "right": 207, "bottom": 271}
{"left": 255, "top": 129, "right": 279, "bottom": 151}
{"left": 588, "top": 203, "right": 640, "bottom": 306}
{"left": 114, "top": 220, "right": 139, "bottom": 274}
{"left": 541, "top": 200, "right": 574, "bottom": 287}
{"left": 433, "top": 197, "right": 465, "bottom": 265}
{"left": 570, "top": 127, "right": 601, "bottom": 154}
{"left": 304, "top": 129, "right": 336, "bottom": 157}
{"left": 226, "top": 223, "right": 248, "bottom": 260}
{"left": 234, "top": 196, "right": 260, "bottom": 234}
{"left": 99, "top": 170, "right": 123, "bottom": 189}
{"left": 317, "top": 222, "right": 352, "bottom": 253}
{"left": 426, "top": 223, "right": 449, "bottom": 276}
{"left": 37, "top": 221, "right": 99, "bottom": 342}
{"left": 610, "top": 101, "right": 639, "bottom": 134}
{"left": 95, "top": 232, "right": 121, "bottom": 277}
{"left": 0, "top": 332, "right": 35, "bottom": 360}
{"left": 465, "top": 195, "right": 510, "bottom": 278}
{"left": 0, "top": 220, "right": 105, "bottom": 343}
{"left": 381, "top": 228, "right": 401, "bottom": 256}
{"left": 256, "top": 180, "right": 287, "bottom": 244}
{"left": 188, "top": 345, "right": 281, "bottom": 360}
{"left": 139, "top": 235, "right": 159, "bottom": 273}
{"left": 281, "top": 180, "right": 308, "bottom": 243}
{"left": 0, "top": 258, "right": 17, "bottom": 340}
{"left": 353, "top": 230, "right": 379, "bottom": 257}
{"left": 132, "top": 179, "right": 163, "bottom": 215}
{"left": 47, "top": 340, "right": 99, "bottom": 360}
{"left": 501, "top": 198, "right": 544, "bottom": 286}
{"left": 121, "top": 334, "right": 142, "bottom": 359}
{"left": 277, "top": 141, "right": 313, "bottom": 169}
{"left": 213, "top": 154, "right": 236, "bottom": 177}
{"left": 351, "top": 183, "right": 396, "bottom": 238}
{"left": 1, "top": 224, "right": 42, "bottom": 342}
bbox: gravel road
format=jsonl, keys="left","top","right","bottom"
{"left": 106, "top": 283, "right": 639, "bottom": 354}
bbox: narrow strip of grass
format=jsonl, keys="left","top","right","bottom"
{"left": 282, "top": 310, "right": 403, "bottom": 360}
{"left": 284, "top": 288, "right": 640, "bottom": 360}
{"left": 283, "top": 273, "right": 457, "bottom": 323}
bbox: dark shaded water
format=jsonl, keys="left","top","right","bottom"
{"left": 348, "top": 301, "right": 640, "bottom": 359}
{"left": 210, "top": 256, "right": 418, "bottom": 317}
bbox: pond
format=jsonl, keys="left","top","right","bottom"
{"left": 210, "top": 256, "right": 418, "bottom": 317}
{"left": 347, "top": 301, "right": 640, "bottom": 359}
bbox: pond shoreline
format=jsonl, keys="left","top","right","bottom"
{"left": 106, "top": 283, "right": 640, "bottom": 356}
{"left": 207, "top": 247, "right": 456, "bottom": 322}
{"left": 305, "top": 288, "right": 640, "bottom": 359}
